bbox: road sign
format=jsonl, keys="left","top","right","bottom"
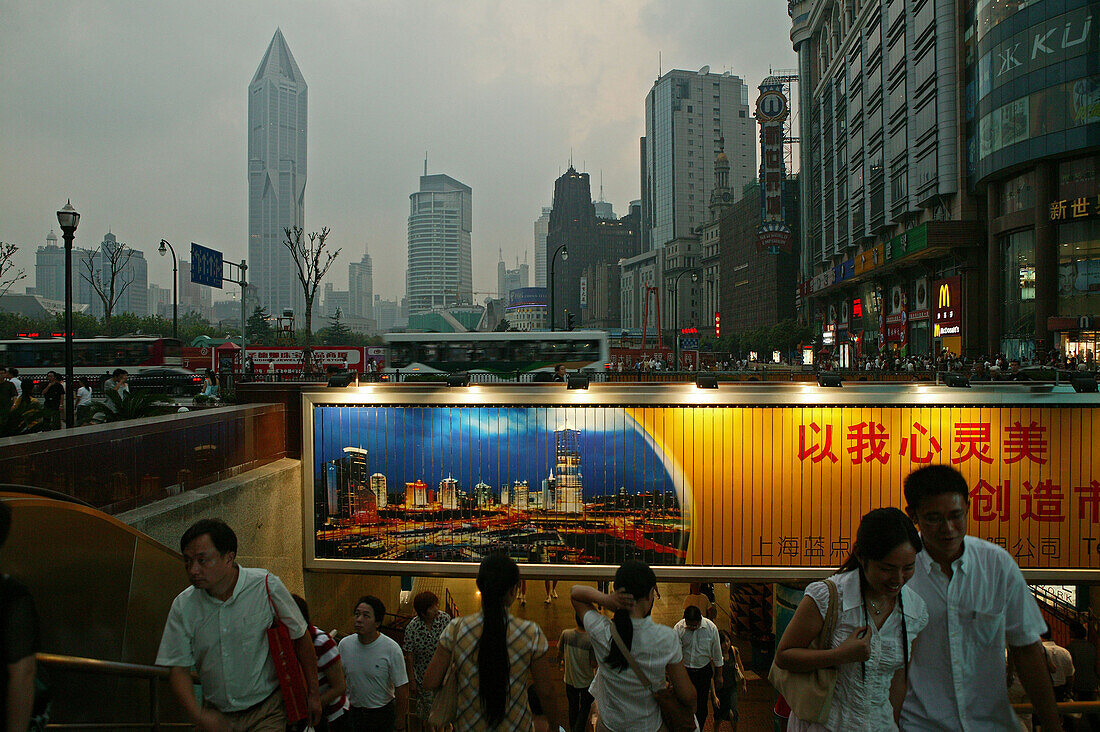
{"left": 190, "top": 242, "right": 223, "bottom": 289}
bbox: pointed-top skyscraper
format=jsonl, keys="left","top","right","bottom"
{"left": 249, "top": 29, "right": 307, "bottom": 318}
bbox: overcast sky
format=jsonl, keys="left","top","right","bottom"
{"left": 0, "top": 0, "right": 796, "bottom": 303}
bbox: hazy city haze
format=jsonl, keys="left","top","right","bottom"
{"left": 0, "top": 0, "right": 796, "bottom": 302}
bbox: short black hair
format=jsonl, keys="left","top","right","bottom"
{"left": 8, "top": 368, "right": 17, "bottom": 377}
{"left": 683, "top": 605, "right": 702, "bottom": 622}
{"left": 180, "top": 518, "right": 237, "bottom": 555}
{"left": 904, "top": 465, "right": 971, "bottom": 513}
{"left": 354, "top": 594, "right": 386, "bottom": 623}
{"left": 412, "top": 591, "right": 439, "bottom": 619}
{"left": 112, "top": 368, "right": 128, "bottom": 378}
{"left": 0, "top": 501, "right": 11, "bottom": 548}
{"left": 292, "top": 593, "right": 311, "bottom": 625}
{"left": 1070, "top": 620, "right": 1087, "bottom": 639}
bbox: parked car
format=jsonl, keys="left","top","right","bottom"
{"left": 130, "top": 367, "right": 205, "bottom": 397}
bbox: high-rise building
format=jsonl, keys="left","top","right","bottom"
{"left": 533, "top": 207, "right": 551, "bottom": 287}
{"left": 148, "top": 284, "right": 171, "bottom": 318}
{"left": 32, "top": 231, "right": 65, "bottom": 301}
{"left": 496, "top": 251, "right": 529, "bottom": 299}
{"left": 554, "top": 429, "right": 583, "bottom": 513}
{"left": 642, "top": 67, "right": 756, "bottom": 251}
{"left": 405, "top": 480, "right": 428, "bottom": 507}
{"left": 348, "top": 250, "right": 373, "bottom": 321}
{"left": 80, "top": 233, "right": 148, "bottom": 317}
{"left": 438, "top": 476, "right": 459, "bottom": 509}
{"left": 179, "top": 260, "right": 213, "bottom": 321}
{"left": 407, "top": 173, "right": 472, "bottom": 314}
{"left": 370, "top": 473, "right": 387, "bottom": 508}
{"left": 248, "top": 29, "right": 307, "bottom": 318}
{"left": 322, "top": 283, "right": 351, "bottom": 319}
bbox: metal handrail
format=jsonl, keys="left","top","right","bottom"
{"left": 36, "top": 653, "right": 197, "bottom": 731}
{"left": 1013, "top": 700, "right": 1100, "bottom": 713}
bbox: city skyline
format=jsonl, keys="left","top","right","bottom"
{"left": 0, "top": 2, "right": 796, "bottom": 303}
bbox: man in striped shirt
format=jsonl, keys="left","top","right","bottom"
{"left": 294, "top": 595, "right": 348, "bottom": 731}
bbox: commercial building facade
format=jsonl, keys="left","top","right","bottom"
{"left": 407, "top": 174, "right": 473, "bottom": 315}
{"left": 642, "top": 67, "right": 756, "bottom": 251}
{"left": 248, "top": 29, "right": 308, "bottom": 318}
{"left": 505, "top": 287, "right": 548, "bottom": 331}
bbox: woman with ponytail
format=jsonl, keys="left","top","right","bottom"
{"left": 571, "top": 560, "right": 696, "bottom": 732}
{"left": 774, "top": 507, "right": 929, "bottom": 730}
{"left": 424, "top": 555, "right": 562, "bottom": 731}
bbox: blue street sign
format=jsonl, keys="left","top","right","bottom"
{"left": 680, "top": 337, "right": 700, "bottom": 351}
{"left": 190, "top": 242, "right": 223, "bottom": 289}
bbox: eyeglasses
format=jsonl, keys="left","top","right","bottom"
{"left": 916, "top": 509, "right": 967, "bottom": 526}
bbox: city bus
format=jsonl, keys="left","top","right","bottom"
{"left": 0, "top": 336, "right": 184, "bottom": 374}
{"left": 382, "top": 331, "right": 610, "bottom": 378}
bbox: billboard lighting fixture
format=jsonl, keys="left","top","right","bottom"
{"left": 943, "top": 373, "right": 971, "bottom": 388}
{"left": 817, "top": 373, "right": 843, "bottom": 388}
{"left": 446, "top": 372, "right": 471, "bottom": 387}
{"left": 1071, "top": 376, "right": 1098, "bottom": 393}
{"left": 327, "top": 372, "right": 355, "bottom": 388}
{"left": 695, "top": 374, "right": 719, "bottom": 389}
{"left": 567, "top": 375, "right": 590, "bottom": 390}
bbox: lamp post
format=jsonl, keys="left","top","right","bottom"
{"left": 672, "top": 268, "right": 699, "bottom": 371}
{"left": 158, "top": 239, "right": 178, "bottom": 340}
{"left": 56, "top": 200, "right": 80, "bottom": 428}
{"left": 548, "top": 243, "right": 568, "bottom": 331}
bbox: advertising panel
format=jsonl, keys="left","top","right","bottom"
{"left": 933, "top": 276, "right": 962, "bottom": 336}
{"left": 305, "top": 388, "right": 1100, "bottom": 578}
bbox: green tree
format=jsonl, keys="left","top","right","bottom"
{"left": 247, "top": 306, "right": 274, "bottom": 345}
{"left": 320, "top": 309, "right": 352, "bottom": 346}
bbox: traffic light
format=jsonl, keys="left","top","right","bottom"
{"left": 565, "top": 310, "right": 576, "bottom": 331}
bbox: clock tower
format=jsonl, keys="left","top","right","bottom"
{"left": 709, "top": 138, "right": 734, "bottom": 222}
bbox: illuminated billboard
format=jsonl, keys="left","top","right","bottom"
{"left": 303, "top": 385, "right": 1100, "bottom": 579}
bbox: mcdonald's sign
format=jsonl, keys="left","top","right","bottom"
{"left": 933, "top": 276, "right": 962, "bottom": 333}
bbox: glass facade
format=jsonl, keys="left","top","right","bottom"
{"left": 1001, "top": 229, "right": 1036, "bottom": 340}
{"left": 966, "top": 0, "right": 1100, "bottom": 184}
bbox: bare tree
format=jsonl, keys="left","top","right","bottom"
{"left": 282, "top": 226, "right": 340, "bottom": 369}
{"left": 0, "top": 242, "right": 26, "bottom": 300}
{"left": 80, "top": 240, "right": 134, "bottom": 327}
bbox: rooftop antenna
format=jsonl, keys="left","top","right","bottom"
{"left": 658, "top": 51, "right": 662, "bottom": 78}
{"left": 424, "top": 151, "right": 428, "bottom": 176}
{"left": 569, "top": 148, "right": 573, "bottom": 168}
{"left": 598, "top": 170, "right": 605, "bottom": 202}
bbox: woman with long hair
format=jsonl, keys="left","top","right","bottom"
{"left": 570, "top": 560, "right": 696, "bottom": 732}
{"left": 424, "top": 555, "right": 562, "bottom": 731}
{"left": 774, "top": 507, "right": 929, "bottom": 730}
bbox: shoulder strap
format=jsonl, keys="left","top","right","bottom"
{"left": 264, "top": 574, "right": 283, "bottom": 625}
{"left": 818, "top": 579, "right": 839, "bottom": 646}
{"left": 608, "top": 621, "right": 659, "bottom": 692}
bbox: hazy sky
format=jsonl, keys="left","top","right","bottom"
{"left": 0, "top": 1, "right": 796, "bottom": 302}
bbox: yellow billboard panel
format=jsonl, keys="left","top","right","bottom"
{"left": 628, "top": 405, "right": 1098, "bottom": 570}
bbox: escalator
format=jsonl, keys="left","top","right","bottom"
{"left": 1, "top": 486, "right": 189, "bottom": 726}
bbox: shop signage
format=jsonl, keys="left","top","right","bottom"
{"left": 933, "top": 276, "right": 962, "bottom": 336}
{"left": 756, "top": 78, "right": 792, "bottom": 254}
{"left": 910, "top": 277, "right": 930, "bottom": 320}
{"left": 714, "top": 311, "right": 721, "bottom": 337}
{"left": 306, "top": 396, "right": 1100, "bottom": 573}
{"left": 886, "top": 311, "right": 908, "bottom": 343}
{"left": 1049, "top": 194, "right": 1100, "bottom": 221}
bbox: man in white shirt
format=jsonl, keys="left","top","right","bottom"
{"left": 901, "top": 465, "right": 1062, "bottom": 731}
{"left": 156, "top": 519, "right": 321, "bottom": 731}
{"left": 339, "top": 594, "right": 409, "bottom": 731}
{"left": 1043, "top": 629, "right": 1076, "bottom": 731}
{"left": 674, "top": 605, "right": 723, "bottom": 728}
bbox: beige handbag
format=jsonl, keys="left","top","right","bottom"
{"left": 767, "top": 579, "right": 839, "bottom": 723}
{"left": 427, "top": 661, "right": 458, "bottom": 728}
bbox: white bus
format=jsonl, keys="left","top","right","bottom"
{"left": 382, "top": 331, "right": 610, "bottom": 379}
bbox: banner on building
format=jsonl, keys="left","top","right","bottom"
{"left": 911, "top": 277, "right": 930, "bottom": 320}
{"left": 933, "top": 276, "right": 963, "bottom": 336}
{"left": 305, "top": 395, "right": 1100, "bottom": 576}
{"left": 756, "top": 78, "right": 791, "bottom": 254}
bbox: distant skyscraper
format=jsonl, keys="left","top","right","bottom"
{"left": 179, "top": 260, "right": 213, "bottom": 320}
{"left": 248, "top": 29, "right": 307, "bottom": 317}
{"left": 348, "top": 250, "right": 373, "bottom": 321}
{"left": 407, "top": 173, "right": 472, "bottom": 314}
{"left": 497, "top": 251, "right": 529, "bottom": 300}
{"left": 370, "top": 473, "right": 388, "bottom": 508}
{"left": 439, "top": 476, "right": 459, "bottom": 509}
{"left": 554, "top": 429, "right": 583, "bottom": 513}
{"left": 642, "top": 67, "right": 755, "bottom": 250}
{"left": 533, "top": 207, "right": 551, "bottom": 287}
{"left": 81, "top": 233, "right": 148, "bottom": 317}
{"left": 33, "top": 231, "right": 64, "bottom": 301}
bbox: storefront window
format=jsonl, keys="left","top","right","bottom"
{"left": 1058, "top": 220, "right": 1100, "bottom": 317}
{"left": 1002, "top": 230, "right": 1036, "bottom": 338}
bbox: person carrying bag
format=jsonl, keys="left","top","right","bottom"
{"left": 609, "top": 624, "right": 697, "bottom": 732}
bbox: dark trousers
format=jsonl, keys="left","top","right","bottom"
{"left": 1076, "top": 687, "right": 1100, "bottom": 732}
{"left": 347, "top": 702, "right": 395, "bottom": 732}
{"left": 565, "top": 683, "right": 594, "bottom": 732}
{"left": 686, "top": 665, "right": 714, "bottom": 727}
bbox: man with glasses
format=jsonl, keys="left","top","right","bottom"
{"left": 901, "top": 465, "right": 1063, "bottom": 731}
{"left": 156, "top": 519, "right": 321, "bottom": 731}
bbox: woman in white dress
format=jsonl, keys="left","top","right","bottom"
{"left": 774, "top": 507, "right": 928, "bottom": 731}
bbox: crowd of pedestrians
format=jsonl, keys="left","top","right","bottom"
{"left": 144, "top": 461, "right": 1100, "bottom": 732}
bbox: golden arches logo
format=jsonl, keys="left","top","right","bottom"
{"left": 938, "top": 283, "right": 951, "bottom": 309}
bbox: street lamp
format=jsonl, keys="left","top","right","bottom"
{"left": 56, "top": 200, "right": 80, "bottom": 428}
{"left": 158, "top": 239, "right": 178, "bottom": 340}
{"left": 672, "top": 269, "right": 699, "bottom": 371}
{"left": 548, "top": 243, "right": 568, "bottom": 331}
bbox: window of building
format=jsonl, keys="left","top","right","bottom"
{"left": 739, "top": 110, "right": 747, "bottom": 117}
{"left": 1002, "top": 229, "right": 1036, "bottom": 338}
{"left": 999, "top": 171, "right": 1035, "bottom": 216}
{"left": 1058, "top": 220, "right": 1100, "bottom": 320}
